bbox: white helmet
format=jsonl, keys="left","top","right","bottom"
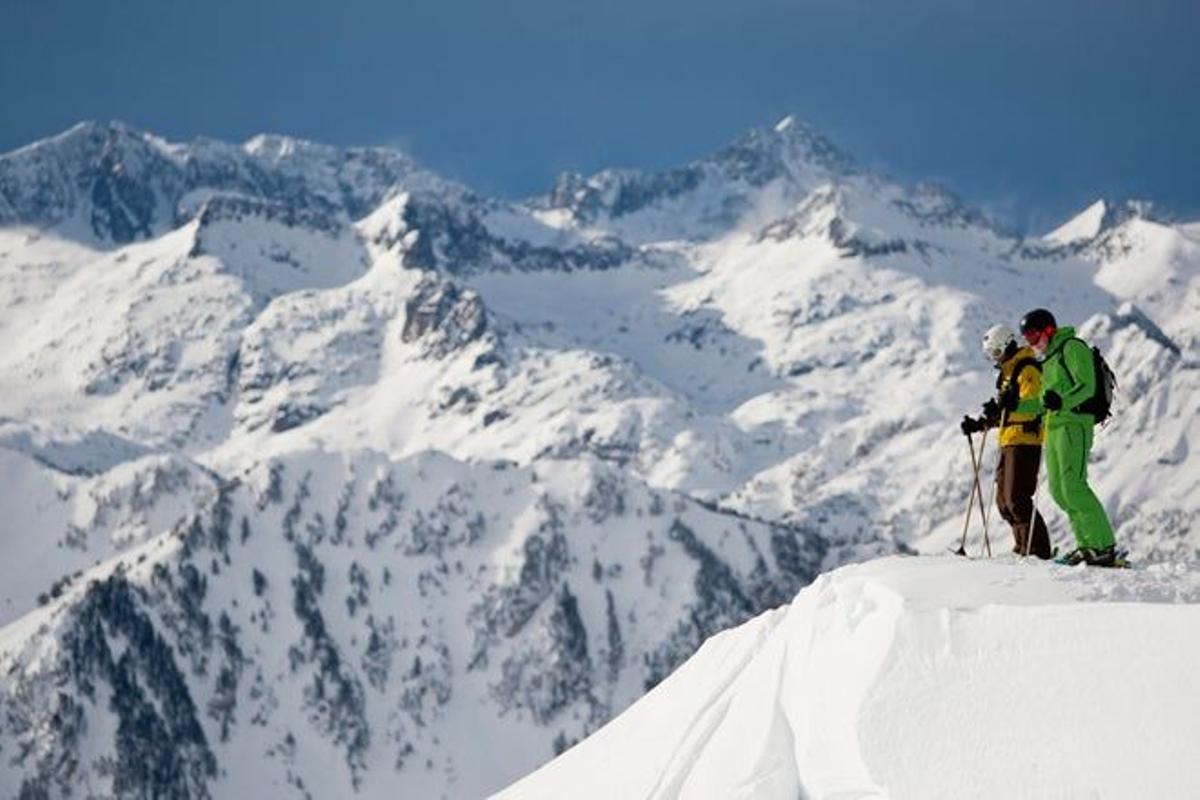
{"left": 981, "top": 324, "right": 1016, "bottom": 361}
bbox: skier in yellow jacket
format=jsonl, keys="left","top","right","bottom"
{"left": 961, "top": 324, "right": 1053, "bottom": 558}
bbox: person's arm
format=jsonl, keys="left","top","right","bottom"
{"left": 1015, "top": 376, "right": 1042, "bottom": 415}
{"left": 1058, "top": 340, "right": 1095, "bottom": 410}
{"left": 1017, "top": 362, "right": 1041, "bottom": 404}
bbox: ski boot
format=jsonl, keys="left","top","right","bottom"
{"left": 1056, "top": 545, "right": 1118, "bottom": 567}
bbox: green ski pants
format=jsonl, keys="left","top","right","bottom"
{"left": 1044, "top": 421, "right": 1115, "bottom": 550}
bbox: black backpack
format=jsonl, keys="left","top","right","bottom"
{"left": 1058, "top": 338, "right": 1117, "bottom": 424}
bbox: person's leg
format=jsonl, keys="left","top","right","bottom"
{"left": 995, "top": 446, "right": 1022, "bottom": 552}
{"left": 1057, "top": 424, "right": 1116, "bottom": 550}
{"left": 1008, "top": 445, "right": 1052, "bottom": 558}
{"left": 1030, "top": 500, "right": 1052, "bottom": 559}
{"left": 1044, "top": 427, "right": 1074, "bottom": 548}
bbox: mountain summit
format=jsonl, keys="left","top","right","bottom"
{"left": 0, "top": 120, "right": 435, "bottom": 243}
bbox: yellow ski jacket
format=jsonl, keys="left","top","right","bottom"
{"left": 996, "top": 346, "right": 1044, "bottom": 447}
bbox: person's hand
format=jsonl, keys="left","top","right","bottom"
{"left": 981, "top": 398, "right": 1001, "bottom": 424}
{"left": 1043, "top": 391, "right": 1063, "bottom": 411}
{"left": 961, "top": 415, "right": 984, "bottom": 435}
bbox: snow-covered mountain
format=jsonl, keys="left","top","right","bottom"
{"left": 501, "top": 555, "right": 1200, "bottom": 799}
{"left": 0, "top": 117, "right": 1197, "bottom": 798}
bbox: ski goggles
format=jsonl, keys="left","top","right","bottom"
{"left": 1022, "top": 327, "right": 1052, "bottom": 346}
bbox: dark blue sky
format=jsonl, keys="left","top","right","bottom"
{"left": 3, "top": 0, "right": 1198, "bottom": 231}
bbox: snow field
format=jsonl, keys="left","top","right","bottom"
{"left": 500, "top": 555, "right": 1200, "bottom": 799}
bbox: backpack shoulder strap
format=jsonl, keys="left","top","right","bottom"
{"left": 1003, "top": 356, "right": 1040, "bottom": 392}
{"left": 1013, "top": 356, "right": 1041, "bottom": 378}
{"left": 1055, "top": 337, "right": 1090, "bottom": 386}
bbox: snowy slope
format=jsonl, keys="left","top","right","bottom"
{"left": 501, "top": 554, "right": 1200, "bottom": 800}
{"left": 1, "top": 118, "right": 1198, "bottom": 798}
{"left": 1044, "top": 199, "right": 1107, "bottom": 245}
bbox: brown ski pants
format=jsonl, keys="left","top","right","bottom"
{"left": 996, "top": 444, "right": 1052, "bottom": 559}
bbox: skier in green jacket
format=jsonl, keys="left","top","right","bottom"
{"left": 1012, "top": 308, "right": 1117, "bottom": 566}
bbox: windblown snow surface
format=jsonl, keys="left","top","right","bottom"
{"left": 501, "top": 555, "right": 1200, "bottom": 800}
{"left": 0, "top": 118, "right": 1197, "bottom": 798}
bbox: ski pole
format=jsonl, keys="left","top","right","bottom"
{"left": 954, "top": 431, "right": 983, "bottom": 556}
{"left": 969, "top": 426, "right": 992, "bottom": 557}
{"left": 980, "top": 409, "right": 1009, "bottom": 558}
{"left": 1023, "top": 464, "right": 1045, "bottom": 558}
{"left": 1022, "top": 416, "right": 1048, "bottom": 558}
{"left": 1022, "top": 483, "right": 1039, "bottom": 558}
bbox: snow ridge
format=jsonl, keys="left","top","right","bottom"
{"left": 502, "top": 556, "right": 1200, "bottom": 799}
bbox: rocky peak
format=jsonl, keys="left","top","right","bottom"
{"left": 708, "top": 114, "right": 858, "bottom": 185}
{"left": 537, "top": 116, "right": 857, "bottom": 226}
{"left": 0, "top": 120, "right": 185, "bottom": 242}
{"left": 402, "top": 277, "right": 489, "bottom": 357}
{"left": 1045, "top": 198, "right": 1170, "bottom": 249}
{"left": 0, "top": 121, "right": 438, "bottom": 244}
{"left": 13, "top": 120, "right": 177, "bottom": 165}
{"left": 1099, "top": 198, "right": 1166, "bottom": 230}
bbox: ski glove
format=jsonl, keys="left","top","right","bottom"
{"left": 1043, "top": 391, "right": 1063, "bottom": 411}
{"left": 960, "top": 415, "right": 985, "bottom": 435}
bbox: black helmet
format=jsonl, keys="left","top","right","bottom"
{"left": 1019, "top": 308, "right": 1057, "bottom": 334}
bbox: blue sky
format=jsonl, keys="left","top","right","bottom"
{"left": 3, "top": 0, "right": 1197, "bottom": 231}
